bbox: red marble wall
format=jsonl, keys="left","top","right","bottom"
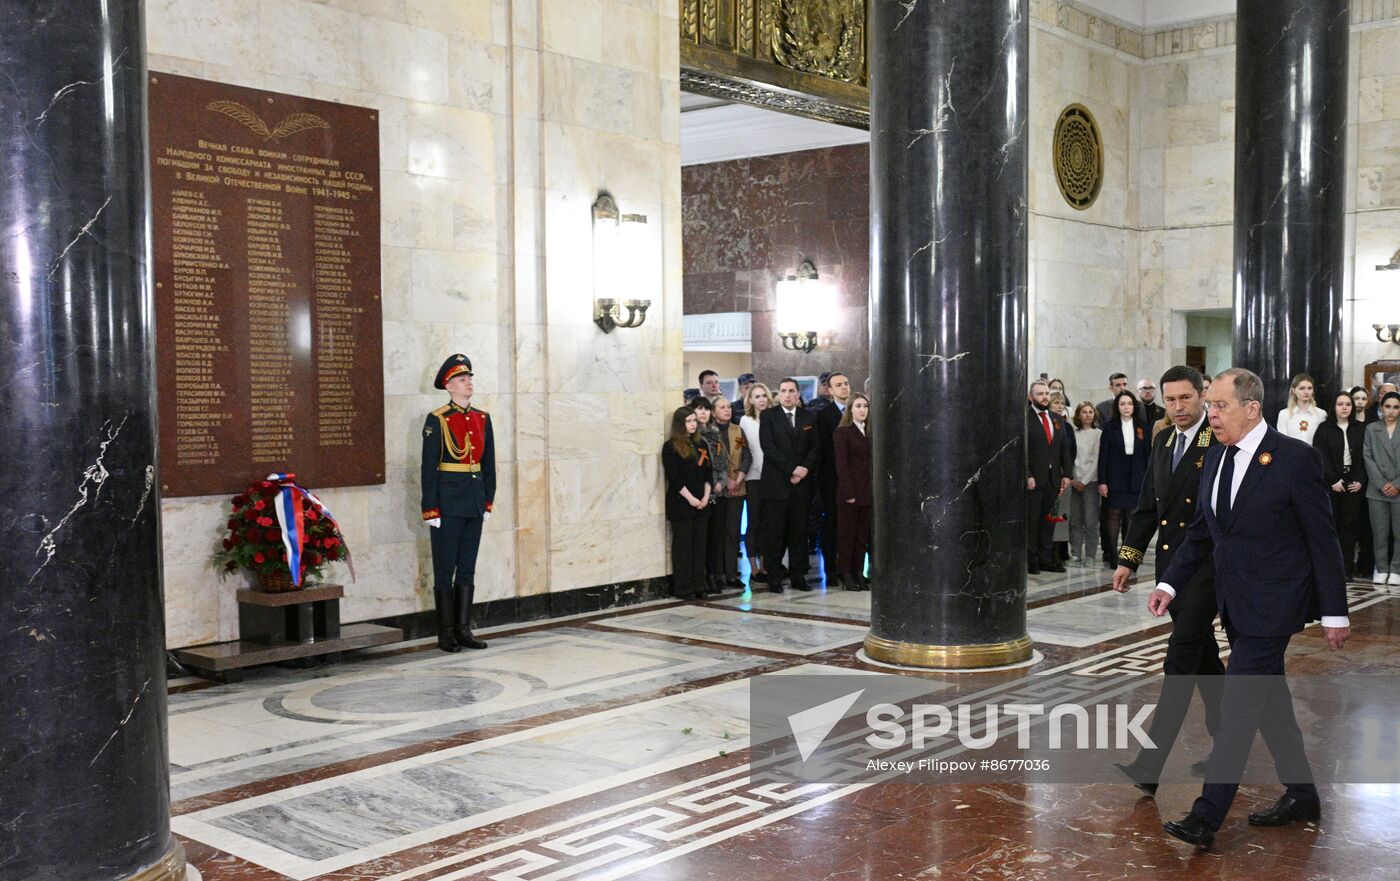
{"left": 682, "top": 143, "right": 870, "bottom": 390}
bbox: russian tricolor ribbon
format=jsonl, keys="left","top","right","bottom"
{"left": 265, "top": 472, "right": 355, "bottom": 586}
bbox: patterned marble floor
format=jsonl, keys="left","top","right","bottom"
{"left": 174, "top": 564, "right": 1400, "bottom": 881}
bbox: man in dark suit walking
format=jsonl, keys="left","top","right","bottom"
{"left": 760, "top": 377, "right": 820, "bottom": 593}
{"left": 1152, "top": 368, "right": 1349, "bottom": 850}
{"left": 1027, "top": 380, "right": 1073, "bottom": 574}
{"left": 1110, "top": 365, "right": 1223, "bottom": 794}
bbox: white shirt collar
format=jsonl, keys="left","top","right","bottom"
{"left": 1231, "top": 419, "right": 1268, "bottom": 455}
{"left": 784, "top": 406, "right": 797, "bottom": 416}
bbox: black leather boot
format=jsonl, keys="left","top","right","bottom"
{"left": 453, "top": 583, "right": 487, "bottom": 649}
{"left": 434, "top": 591, "right": 461, "bottom": 653}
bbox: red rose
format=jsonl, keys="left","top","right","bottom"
{"left": 306, "top": 552, "right": 322, "bottom": 565}
{"left": 254, "top": 500, "right": 266, "bottom": 511}
{"left": 325, "top": 537, "right": 338, "bottom": 548}
{"left": 259, "top": 481, "right": 273, "bottom": 490}
{"left": 280, "top": 550, "right": 287, "bottom": 560}
{"left": 257, "top": 516, "right": 274, "bottom": 527}
{"left": 306, "top": 509, "right": 319, "bottom": 521}
{"left": 232, "top": 494, "right": 248, "bottom": 508}
{"left": 243, "top": 528, "right": 259, "bottom": 542}
{"left": 253, "top": 552, "right": 266, "bottom": 564}
{"left": 222, "top": 538, "right": 233, "bottom": 550}
{"left": 265, "top": 530, "right": 279, "bottom": 541}
{"left": 227, "top": 518, "right": 239, "bottom": 530}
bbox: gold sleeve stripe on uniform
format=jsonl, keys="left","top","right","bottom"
{"left": 1118, "top": 546, "right": 1144, "bottom": 564}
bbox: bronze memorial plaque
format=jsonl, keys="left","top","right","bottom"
{"left": 149, "top": 73, "right": 384, "bottom": 497}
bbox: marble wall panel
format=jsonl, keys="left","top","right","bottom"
{"left": 151, "top": 0, "right": 677, "bottom": 647}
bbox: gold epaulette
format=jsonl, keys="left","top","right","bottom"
{"left": 432, "top": 403, "right": 452, "bottom": 416}
{"left": 1118, "top": 546, "right": 1144, "bottom": 565}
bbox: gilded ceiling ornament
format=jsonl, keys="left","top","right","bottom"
{"left": 1052, "top": 103, "right": 1104, "bottom": 210}
{"left": 771, "top": 0, "right": 865, "bottom": 83}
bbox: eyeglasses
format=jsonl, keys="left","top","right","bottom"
{"left": 1138, "top": 385, "right": 1156, "bottom": 391}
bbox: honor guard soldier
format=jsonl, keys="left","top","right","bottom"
{"left": 422, "top": 354, "right": 495, "bottom": 652}
{"left": 1110, "top": 365, "right": 1224, "bottom": 794}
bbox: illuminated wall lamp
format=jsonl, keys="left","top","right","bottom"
{"left": 775, "top": 259, "right": 834, "bottom": 354}
{"left": 592, "top": 193, "right": 651, "bottom": 333}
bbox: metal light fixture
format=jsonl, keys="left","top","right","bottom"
{"left": 1375, "top": 247, "right": 1400, "bottom": 342}
{"left": 591, "top": 192, "right": 651, "bottom": 333}
{"left": 774, "top": 259, "right": 835, "bottom": 354}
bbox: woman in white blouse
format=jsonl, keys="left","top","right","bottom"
{"left": 1069, "top": 402, "right": 1102, "bottom": 566}
{"left": 1277, "top": 373, "right": 1326, "bottom": 445}
{"left": 739, "top": 383, "right": 771, "bottom": 584}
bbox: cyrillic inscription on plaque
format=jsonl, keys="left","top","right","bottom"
{"left": 150, "top": 74, "right": 384, "bottom": 497}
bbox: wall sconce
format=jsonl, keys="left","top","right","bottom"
{"left": 775, "top": 259, "right": 835, "bottom": 354}
{"left": 1374, "top": 247, "right": 1400, "bottom": 342}
{"left": 592, "top": 192, "right": 651, "bottom": 333}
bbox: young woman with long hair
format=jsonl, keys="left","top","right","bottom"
{"left": 661, "top": 407, "right": 711, "bottom": 598}
{"left": 833, "top": 393, "right": 872, "bottom": 591}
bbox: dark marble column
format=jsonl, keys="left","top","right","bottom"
{"left": 0, "top": 3, "right": 183, "bottom": 880}
{"left": 865, "top": 0, "right": 1031, "bottom": 668}
{"left": 1233, "top": 0, "right": 1349, "bottom": 413}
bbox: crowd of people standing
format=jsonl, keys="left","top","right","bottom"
{"left": 1030, "top": 369, "right": 1396, "bottom": 583}
{"left": 663, "top": 370, "right": 872, "bottom": 597}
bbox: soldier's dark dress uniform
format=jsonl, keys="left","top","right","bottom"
{"left": 422, "top": 354, "right": 496, "bottom": 652}
{"left": 1114, "top": 417, "right": 1224, "bottom": 789}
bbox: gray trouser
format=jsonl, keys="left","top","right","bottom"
{"left": 1069, "top": 484, "right": 1100, "bottom": 559}
{"left": 1369, "top": 498, "right": 1400, "bottom": 573}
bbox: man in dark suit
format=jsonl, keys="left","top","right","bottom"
{"left": 1027, "top": 380, "right": 1073, "bottom": 574}
{"left": 1136, "top": 377, "right": 1167, "bottom": 425}
{"left": 1096, "top": 372, "right": 1130, "bottom": 427}
{"left": 760, "top": 377, "right": 820, "bottom": 593}
{"left": 1110, "top": 365, "right": 1223, "bottom": 794}
{"left": 1151, "top": 368, "right": 1349, "bottom": 850}
{"left": 815, "top": 372, "right": 851, "bottom": 583}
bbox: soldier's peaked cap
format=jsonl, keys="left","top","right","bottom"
{"left": 434, "top": 353, "right": 474, "bottom": 389}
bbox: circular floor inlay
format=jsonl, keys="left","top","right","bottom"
{"left": 310, "top": 674, "right": 507, "bottom": 714}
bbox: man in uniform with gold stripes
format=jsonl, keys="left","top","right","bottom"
{"left": 422, "top": 353, "right": 495, "bottom": 652}
{"left": 1110, "top": 365, "right": 1223, "bottom": 793}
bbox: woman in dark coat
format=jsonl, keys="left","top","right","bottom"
{"left": 661, "top": 407, "right": 711, "bottom": 599}
{"left": 1314, "top": 389, "right": 1369, "bottom": 578}
{"left": 833, "top": 393, "right": 872, "bottom": 591}
{"left": 1097, "top": 390, "right": 1149, "bottom": 566}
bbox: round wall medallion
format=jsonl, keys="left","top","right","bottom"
{"left": 1052, "top": 104, "right": 1104, "bottom": 210}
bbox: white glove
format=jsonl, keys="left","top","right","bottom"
{"left": 483, "top": 511, "right": 492, "bottom": 522}
{"left": 425, "top": 517, "right": 441, "bottom": 528}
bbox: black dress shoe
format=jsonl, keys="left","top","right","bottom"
{"left": 1040, "top": 561, "right": 1067, "bottom": 573}
{"left": 841, "top": 575, "right": 861, "bottom": 591}
{"left": 751, "top": 571, "right": 768, "bottom": 584}
{"left": 1027, "top": 564, "right": 1041, "bottom": 575}
{"left": 1163, "top": 813, "right": 1215, "bottom": 849}
{"left": 794, "top": 580, "right": 814, "bottom": 591}
{"left": 1112, "top": 761, "right": 1157, "bottom": 797}
{"left": 1248, "top": 793, "right": 1321, "bottom": 827}
{"left": 769, "top": 583, "right": 786, "bottom": 593}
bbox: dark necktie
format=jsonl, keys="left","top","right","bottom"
{"left": 1171, "top": 430, "right": 1188, "bottom": 471}
{"left": 1215, "top": 446, "right": 1238, "bottom": 529}
{"left": 788, "top": 410, "right": 795, "bottom": 428}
